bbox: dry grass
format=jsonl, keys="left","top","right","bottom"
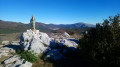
{"left": 0, "top": 55, "right": 9, "bottom": 66}
{"left": 70, "top": 34, "right": 83, "bottom": 40}
{"left": 32, "top": 54, "right": 53, "bottom": 67}
{"left": 0, "top": 33, "right": 21, "bottom": 44}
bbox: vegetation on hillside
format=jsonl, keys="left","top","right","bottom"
{"left": 0, "top": 20, "right": 92, "bottom": 34}
{"left": 51, "top": 27, "right": 90, "bottom": 35}
{"left": 79, "top": 14, "right": 120, "bottom": 67}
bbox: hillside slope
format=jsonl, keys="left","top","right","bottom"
{"left": 0, "top": 20, "right": 95, "bottom": 34}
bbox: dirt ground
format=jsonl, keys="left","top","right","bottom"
{"left": 0, "top": 33, "right": 22, "bottom": 44}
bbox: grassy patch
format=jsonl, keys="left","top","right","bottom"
{"left": 0, "top": 28, "right": 25, "bottom": 34}
{"left": 17, "top": 48, "right": 38, "bottom": 63}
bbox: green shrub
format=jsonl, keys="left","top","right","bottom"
{"left": 79, "top": 14, "right": 120, "bottom": 67}
{"left": 16, "top": 48, "right": 22, "bottom": 54}
{"left": 16, "top": 48, "right": 38, "bottom": 63}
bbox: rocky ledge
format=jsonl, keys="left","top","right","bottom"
{"left": 0, "top": 29, "right": 79, "bottom": 67}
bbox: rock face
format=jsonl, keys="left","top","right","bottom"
{"left": 20, "top": 29, "right": 79, "bottom": 60}
{"left": 18, "top": 29, "right": 78, "bottom": 61}
{"left": 46, "top": 49, "right": 63, "bottom": 61}
{"left": 64, "top": 32, "right": 70, "bottom": 38}
{"left": 2, "top": 41, "right": 9, "bottom": 45}
{"left": 3, "top": 55, "right": 32, "bottom": 67}
{"left": 0, "top": 29, "right": 80, "bottom": 67}
{"left": 56, "top": 39, "right": 78, "bottom": 48}
{"left": 0, "top": 45, "right": 16, "bottom": 58}
{"left": 49, "top": 32, "right": 70, "bottom": 39}
{"left": 20, "top": 29, "right": 51, "bottom": 54}
{"left": 0, "top": 41, "right": 32, "bottom": 67}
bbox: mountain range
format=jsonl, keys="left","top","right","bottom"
{"left": 0, "top": 20, "right": 95, "bottom": 34}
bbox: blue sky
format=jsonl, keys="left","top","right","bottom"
{"left": 0, "top": 0, "right": 120, "bottom": 24}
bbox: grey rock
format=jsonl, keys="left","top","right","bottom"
{"left": 3, "top": 55, "right": 20, "bottom": 64}
{"left": 2, "top": 41, "right": 9, "bottom": 45}
{"left": 64, "top": 32, "right": 70, "bottom": 38}
{"left": 56, "top": 39, "right": 78, "bottom": 48}
{"left": 0, "top": 52, "right": 8, "bottom": 58}
{"left": 0, "top": 65, "right": 2, "bottom": 67}
{"left": 0, "top": 47, "right": 15, "bottom": 53}
{"left": 11, "top": 41, "right": 20, "bottom": 45}
{"left": 0, "top": 45, "right": 4, "bottom": 47}
{"left": 20, "top": 29, "right": 51, "bottom": 55}
{"left": 4, "top": 55, "right": 32, "bottom": 67}
{"left": 5, "top": 64, "right": 12, "bottom": 67}
{"left": 0, "top": 47, "right": 15, "bottom": 58}
{"left": 29, "top": 38, "right": 47, "bottom": 54}
{"left": 46, "top": 49, "right": 63, "bottom": 61}
{"left": 19, "top": 61, "right": 32, "bottom": 67}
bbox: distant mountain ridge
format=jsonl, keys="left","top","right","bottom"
{"left": 0, "top": 20, "right": 95, "bottom": 34}
{"left": 46, "top": 22, "right": 95, "bottom": 30}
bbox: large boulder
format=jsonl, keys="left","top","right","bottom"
{"left": 46, "top": 49, "right": 63, "bottom": 61}
{"left": 20, "top": 29, "right": 51, "bottom": 54}
{"left": 0, "top": 46, "right": 16, "bottom": 58}
{"left": 3, "top": 55, "right": 32, "bottom": 67}
{"left": 56, "top": 39, "right": 78, "bottom": 48}
{"left": 11, "top": 41, "right": 20, "bottom": 45}
{"left": 3, "top": 55, "right": 20, "bottom": 65}
{"left": 19, "top": 29, "right": 79, "bottom": 61}
{"left": 64, "top": 32, "right": 70, "bottom": 38}
{"left": 2, "top": 41, "right": 9, "bottom": 45}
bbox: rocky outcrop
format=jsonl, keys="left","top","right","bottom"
{"left": 2, "top": 41, "right": 9, "bottom": 45}
{"left": 3, "top": 55, "right": 32, "bottom": 67}
{"left": 0, "top": 41, "right": 32, "bottom": 67}
{"left": 0, "top": 29, "right": 80, "bottom": 67}
{"left": 20, "top": 29, "right": 52, "bottom": 54}
{"left": 46, "top": 49, "right": 63, "bottom": 61}
{"left": 56, "top": 39, "right": 78, "bottom": 48}
{"left": 64, "top": 32, "right": 70, "bottom": 38}
{"left": 19, "top": 29, "right": 79, "bottom": 61}
{"left": 49, "top": 32, "right": 70, "bottom": 39}
{"left": 0, "top": 45, "right": 16, "bottom": 58}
